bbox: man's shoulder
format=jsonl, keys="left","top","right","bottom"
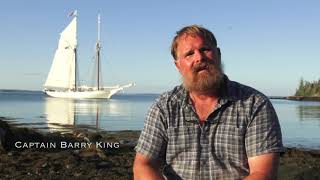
{"left": 147, "top": 85, "right": 185, "bottom": 117}
{"left": 156, "top": 85, "right": 186, "bottom": 103}
{"left": 227, "top": 80, "right": 269, "bottom": 103}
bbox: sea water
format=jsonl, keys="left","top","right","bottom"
{"left": 0, "top": 90, "right": 319, "bottom": 149}
{"left": 0, "top": 90, "right": 155, "bottom": 131}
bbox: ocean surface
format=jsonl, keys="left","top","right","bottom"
{"left": 0, "top": 90, "right": 320, "bottom": 150}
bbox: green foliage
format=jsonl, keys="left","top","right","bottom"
{"left": 295, "top": 77, "right": 320, "bottom": 96}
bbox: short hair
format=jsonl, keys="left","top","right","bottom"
{"left": 171, "top": 25, "right": 217, "bottom": 60}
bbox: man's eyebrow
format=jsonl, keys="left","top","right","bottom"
{"left": 183, "top": 50, "right": 193, "bottom": 57}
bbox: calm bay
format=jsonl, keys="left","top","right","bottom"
{"left": 0, "top": 90, "right": 319, "bottom": 150}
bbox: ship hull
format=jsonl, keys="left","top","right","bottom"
{"left": 44, "top": 89, "right": 120, "bottom": 99}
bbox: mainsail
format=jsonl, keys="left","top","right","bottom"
{"left": 44, "top": 17, "right": 77, "bottom": 89}
{"left": 43, "top": 12, "right": 134, "bottom": 99}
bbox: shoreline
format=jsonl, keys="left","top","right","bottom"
{"left": 286, "top": 96, "right": 320, "bottom": 101}
{"left": 270, "top": 96, "right": 320, "bottom": 102}
{"left": 1, "top": 118, "right": 320, "bottom": 179}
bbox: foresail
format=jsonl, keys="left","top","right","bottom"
{"left": 44, "top": 17, "right": 77, "bottom": 89}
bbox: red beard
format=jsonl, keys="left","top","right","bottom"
{"left": 182, "top": 61, "right": 224, "bottom": 95}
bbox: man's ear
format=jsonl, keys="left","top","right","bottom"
{"left": 216, "top": 47, "right": 221, "bottom": 61}
{"left": 174, "top": 60, "right": 180, "bottom": 69}
{"left": 217, "top": 47, "right": 221, "bottom": 56}
{"left": 174, "top": 60, "right": 183, "bottom": 74}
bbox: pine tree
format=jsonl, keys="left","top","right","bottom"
{"left": 294, "top": 77, "right": 320, "bottom": 96}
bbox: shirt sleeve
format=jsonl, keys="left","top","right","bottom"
{"left": 135, "top": 101, "right": 168, "bottom": 161}
{"left": 245, "top": 97, "right": 285, "bottom": 157}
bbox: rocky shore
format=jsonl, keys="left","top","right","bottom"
{"left": 269, "top": 96, "right": 320, "bottom": 102}
{"left": 286, "top": 96, "right": 320, "bottom": 101}
{"left": 1, "top": 118, "right": 320, "bottom": 179}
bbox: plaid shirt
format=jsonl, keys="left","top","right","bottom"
{"left": 135, "top": 77, "right": 284, "bottom": 180}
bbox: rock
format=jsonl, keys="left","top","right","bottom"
{"left": 77, "top": 145, "right": 99, "bottom": 158}
{"left": 0, "top": 120, "right": 12, "bottom": 152}
{"left": 0, "top": 120, "right": 9, "bottom": 147}
{"left": 78, "top": 150, "right": 97, "bottom": 158}
{"left": 119, "top": 140, "right": 127, "bottom": 144}
{"left": 119, "top": 139, "right": 137, "bottom": 147}
{"left": 0, "top": 127, "right": 5, "bottom": 153}
{"left": 83, "top": 137, "right": 90, "bottom": 142}
{"left": 0, "top": 119, "right": 139, "bottom": 179}
{"left": 73, "top": 150, "right": 80, "bottom": 155}
{"left": 96, "top": 148, "right": 107, "bottom": 159}
{"left": 0, "top": 127, "right": 5, "bottom": 143}
{"left": 96, "top": 161, "right": 111, "bottom": 168}
{"left": 74, "top": 130, "right": 88, "bottom": 139}
{"left": 42, "top": 162, "right": 48, "bottom": 168}
{"left": 74, "top": 172, "right": 82, "bottom": 177}
{"left": 88, "top": 133, "right": 102, "bottom": 142}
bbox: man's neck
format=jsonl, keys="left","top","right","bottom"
{"left": 189, "top": 91, "right": 218, "bottom": 102}
{"left": 189, "top": 91, "right": 219, "bottom": 123}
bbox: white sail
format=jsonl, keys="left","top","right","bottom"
{"left": 44, "top": 17, "right": 77, "bottom": 89}
{"left": 43, "top": 12, "right": 134, "bottom": 99}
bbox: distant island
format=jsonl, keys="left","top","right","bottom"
{"left": 295, "top": 78, "right": 320, "bottom": 96}
{"left": 287, "top": 78, "right": 320, "bottom": 101}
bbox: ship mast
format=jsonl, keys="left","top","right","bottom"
{"left": 74, "top": 45, "right": 78, "bottom": 91}
{"left": 74, "top": 11, "right": 78, "bottom": 91}
{"left": 96, "top": 14, "right": 101, "bottom": 90}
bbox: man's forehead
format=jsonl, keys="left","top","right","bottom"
{"left": 177, "top": 34, "right": 212, "bottom": 49}
{"left": 178, "top": 33, "right": 203, "bottom": 42}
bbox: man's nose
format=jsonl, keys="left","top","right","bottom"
{"left": 193, "top": 50, "right": 204, "bottom": 63}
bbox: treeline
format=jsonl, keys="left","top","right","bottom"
{"left": 295, "top": 78, "right": 320, "bottom": 96}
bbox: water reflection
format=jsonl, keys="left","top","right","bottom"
{"left": 44, "top": 97, "right": 103, "bottom": 132}
{"left": 45, "top": 97, "right": 75, "bottom": 130}
{"left": 43, "top": 95, "right": 151, "bottom": 132}
{"left": 2, "top": 91, "right": 319, "bottom": 149}
{"left": 272, "top": 99, "right": 320, "bottom": 149}
{"left": 297, "top": 105, "right": 320, "bottom": 122}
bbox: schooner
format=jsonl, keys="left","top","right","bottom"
{"left": 43, "top": 11, "right": 134, "bottom": 99}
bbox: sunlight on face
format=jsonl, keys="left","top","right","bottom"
{"left": 175, "top": 34, "right": 224, "bottom": 94}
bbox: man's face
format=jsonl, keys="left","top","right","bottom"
{"left": 174, "top": 34, "right": 224, "bottom": 94}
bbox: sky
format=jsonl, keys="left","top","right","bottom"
{"left": 0, "top": 0, "right": 319, "bottom": 96}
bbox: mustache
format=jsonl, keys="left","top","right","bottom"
{"left": 192, "top": 61, "right": 215, "bottom": 73}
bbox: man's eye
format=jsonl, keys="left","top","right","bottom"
{"left": 185, "top": 52, "right": 194, "bottom": 57}
{"left": 200, "top": 47, "right": 210, "bottom": 52}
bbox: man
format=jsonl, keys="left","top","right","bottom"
{"left": 133, "top": 25, "right": 284, "bottom": 180}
